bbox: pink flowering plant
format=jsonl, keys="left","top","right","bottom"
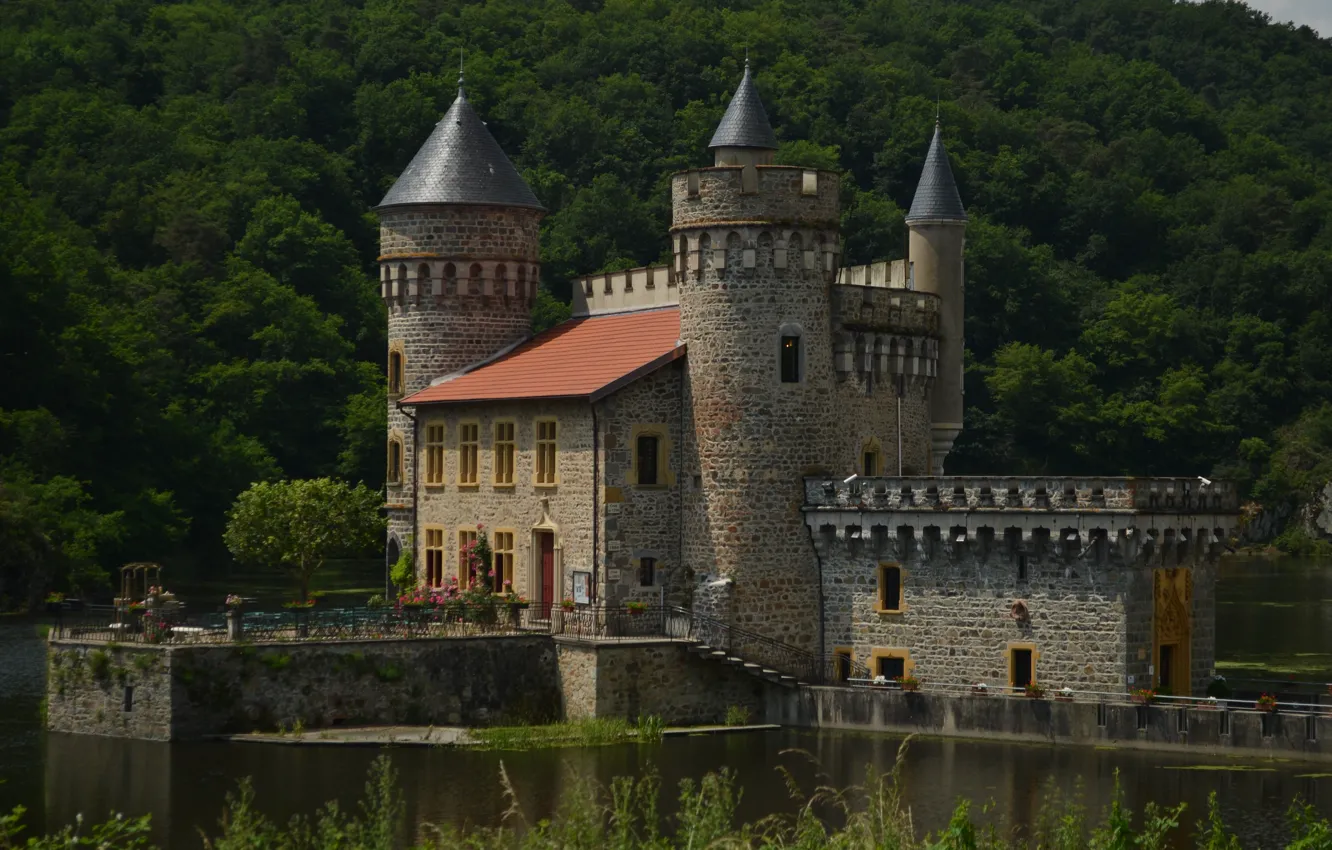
{"left": 224, "top": 594, "right": 244, "bottom": 609}
{"left": 460, "top": 525, "right": 499, "bottom": 623}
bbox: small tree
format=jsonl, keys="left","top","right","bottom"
{"left": 224, "top": 478, "right": 383, "bottom": 601}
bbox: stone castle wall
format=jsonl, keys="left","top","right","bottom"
{"left": 598, "top": 362, "right": 686, "bottom": 608}
{"left": 378, "top": 205, "right": 542, "bottom": 261}
{"left": 674, "top": 166, "right": 847, "bottom": 650}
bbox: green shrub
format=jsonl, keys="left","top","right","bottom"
{"left": 260, "top": 653, "right": 291, "bottom": 672}
{"left": 724, "top": 705, "right": 752, "bottom": 726}
{"left": 374, "top": 664, "right": 403, "bottom": 682}
{"left": 87, "top": 650, "right": 110, "bottom": 680}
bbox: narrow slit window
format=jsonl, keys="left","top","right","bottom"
{"left": 780, "top": 335, "right": 801, "bottom": 383}
{"left": 387, "top": 437, "right": 403, "bottom": 485}
{"left": 388, "top": 349, "right": 404, "bottom": 395}
{"left": 458, "top": 423, "right": 479, "bottom": 485}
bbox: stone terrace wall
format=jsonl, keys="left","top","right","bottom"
{"left": 556, "top": 639, "right": 769, "bottom": 725}
{"left": 48, "top": 636, "right": 561, "bottom": 740}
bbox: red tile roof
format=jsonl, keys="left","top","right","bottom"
{"left": 402, "top": 308, "right": 683, "bottom": 405}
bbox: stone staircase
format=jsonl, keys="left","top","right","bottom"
{"left": 686, "top": 641, "right": 806, "bottom": 686}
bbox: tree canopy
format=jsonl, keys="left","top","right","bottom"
{"left": 4, "top": 0, "right": 1332, "bottom": 599}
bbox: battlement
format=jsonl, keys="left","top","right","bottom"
{"left": 571, "top": 265, "right": 679, "bottom": 316}
{"left": 380, "top": 259, "right": 538, "bottom": 302}
{"left": 671, "top": 166, "right": 840, "bottom": 231}
{"left": 836, "top": 260, "right": 913, "bottom": 289}
{"left": 804, "top": 476, "right": 1240, "bottom": 514}
{"left": 831, "top": 285, "right": 940, "bottom": 336}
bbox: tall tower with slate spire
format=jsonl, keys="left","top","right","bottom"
{"left": 905, "top": 121, "right": 967, "bottom": 474}
{"left": 674, "top": 61, "right": 842, "bottom": 649}
{"left": 375, "top": 73, "right": 544, "bottom": 565}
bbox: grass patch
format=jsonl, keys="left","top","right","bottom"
{"left": 260, "top": 653, "right": 291, "bottom": 672}
{"left": 724, "top": 705, "right": 752, "bottom": 726}
{"left": 469, "top": 717, "right": 663, "bottom": 750}
{"left": 1296, "top": 773, "right": 1332, "bottom": 779}
{"left": 1160, "top": 765, "right": 1277, "bottom": 772}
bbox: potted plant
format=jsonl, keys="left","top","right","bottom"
{"left": 1256, "top": 693, "right": 1278, "bottom": 713}
{"left": 625, "top": 600, "right": 648, "bottom": 616}
{"left": 896, "top": 674, "right": 921, "bottom": 692}
{"left": 972, "top": 682, "right": 989, "bottom": 695}
{"left": 561, "top": 597, "right": 576, "bottom": 612}
{"left": 1055, "top": 687, "right": 1075, "bottom": 703}
{"left": 1130, "top": 688, "right": 1157, "bottom": 706}
{"left": 44, "top": 592, "right": 65, "bottom": 613}
{"left": 1024, "top": 683, "right": 1046, "bottom": 700}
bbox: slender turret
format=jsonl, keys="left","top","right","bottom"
{"left": 905, "top": 122, "right": 967, "bottom": 474}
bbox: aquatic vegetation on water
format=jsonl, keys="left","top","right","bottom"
{"left": 468, "top": 717, "right": 662, "bottom": 750}
{"left": 6, "top": 740, "right": 1332, "bottom": 848}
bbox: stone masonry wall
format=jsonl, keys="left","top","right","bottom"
{"left": 599, "top": 362, "right": 685, "bottom": 609}
{"left": 49, "top": 636, "right": 561, "bottom": 740}
{"left": 556, "top": 639, "right": 769, "bottom": 725}
{"left": 414, "top": 399, "right": 594, "bottom": 607}
{"left": 814, "top": 535, "right": 1131, "bottom": 692}
{"left": 379, "top": 205, "right": 542, "bottom": 260}
{"left": 47, "top": 643, "right": 174, "bottom": 741}
{"left": 675, "top": 169, "right": 848, "bottom": 651}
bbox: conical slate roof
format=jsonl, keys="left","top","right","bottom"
{"left": 905, "top": 122, "right": 967, "bottom": 224}
{"left": 709, "top": 61, "right": 778, "bottom": 150}
{"left": 377, "top": 83, "right": 543, "bottom": 210}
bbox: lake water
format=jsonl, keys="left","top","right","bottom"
{"left": 3, "top": 556, "right": 1331, "bottom": 848}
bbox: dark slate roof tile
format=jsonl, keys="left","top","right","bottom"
{"left": 377, "top": 86, "right": 543, "bottom": 211}
{"left": 905, "top": 122, "right": 967, "bottom": 224}
{"left": 709, "top": 61, "right": 778, "bottom": 150}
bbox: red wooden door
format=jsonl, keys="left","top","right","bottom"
{"left": 540, "top": 533, "right": 555, "bottom": 610}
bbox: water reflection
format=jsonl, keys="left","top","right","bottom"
{"left": 35, "top": 729, "right": 1332, "bottom": 849}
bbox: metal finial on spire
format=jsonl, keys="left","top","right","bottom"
{"left": 458, "top": 47, "right": 465, "bottom": 94}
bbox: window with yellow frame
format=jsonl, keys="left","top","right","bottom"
{"left": 458, "top": 528, "right": 479, "bottom": 587}
{"left": 876, "top": 563, "right": 904, "bottom": 613}
{"left": 387, "top": 434, "right": 404, "bottom": 485}
{"left": 424, "top": 423, "right": 445, "bottom": 486}
{"left": 493, "top": 421, "right": 516, "bottom": 486}
{"left": 868, "top": 648, "right": 913, "bottom": 681}
{"left": 534, "top": 419, "right": 558, "bottom": 486}
{"left": 493, "top": 530, "right": 515, "bottom": 592}
{"left": 1009, "top": 643, "right": 1038, "bottom": 689}
{"left": 424, "top": 526, "right": 445, "bottom": 587}
{"left": 388, "top": 344, "right": 406, "bottom": 396}
{"left": 458, "top": 422, "right": 479, "bottom": 485}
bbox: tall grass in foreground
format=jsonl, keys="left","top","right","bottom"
{"left": 5, "top": 740, "right": 1332, "bottom": 848}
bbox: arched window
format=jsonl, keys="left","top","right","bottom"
{"left": 395, "top": 264, "right": 407, "bottom": 298}
{"left": 388, "top": 345, "right": 405, "bottom": 396}
{"left": 444, "top": 262, "right": 457, "bottom": 294}
{"left": 699, "top": 233, "right": 711, "bottom": 271}
{"left": 386, "top": 537, "right": 401, "bottom": 570}
{"left": 495, "top": 263, "right": 508, "bottom": 291}
{"left": 387, "top": 434, "right": 404, "bottom": 484}
{"left": 469, "top": 263, "right": 483, "bottom": 295}
{"left": 778, "top": 322, "right": 804, "bottom": 384}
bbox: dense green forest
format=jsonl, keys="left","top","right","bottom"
{"left": 3, "top": 0, "right": 1331, "bottom": 601}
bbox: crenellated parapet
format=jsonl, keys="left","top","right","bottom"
{"left": 379, "top": 258, "right": 539, "bottom": 303}
{"left": 804, "top": 476, "right": 1241, "bottom": 566}
{"left": 671, "top": 166, "right": 840, "bottom": 231}
{"left": 572, "top": 265, "right": 679, "bottom": 316}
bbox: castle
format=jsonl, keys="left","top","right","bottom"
{"left": 377, "top": 65, "right": 1240, "bottom": 697}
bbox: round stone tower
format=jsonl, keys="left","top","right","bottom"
{"left": 376, "top": 75, "right": 544, "bottom": 563}
{"left": 674, "top": 62, "right": 843, "bottom": 649}
{"left": 905, "top": 121, "right": 967, "bottom": 474}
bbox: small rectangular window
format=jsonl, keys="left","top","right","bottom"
{"left": 1011, "top": 648, "right": 1034, "bottom": 688}
{"left": 425, "top": 424, "right": 445, "bottom": 486}
{"left": 458, "top": 528, "right": 479, "bottom": 587}
{"left": 638, "top": 557, "right": 656, "bottom": 587}
{"left": 458, "top": 423, "right": 479, "bottom": 485}
{"left": 1017, "top": 553, "right": 1028, "bottom": 582}
{"left": 494, "top": 422, "right": 515, "bottom": 486}
{"left": 878, "top": 564, "right": 902, "bottom": 612}
{"left": 425, "top": 527, "right": 445, "bottom": 587}
{"left": 876, "top": 656, "right": 905, "bottom": 680}
{"left": 535, "top": 420, "right": 558, "bottom": 485}
{"left": 801, "top": 170, "right": 818, "bottom": 196}
{"left": 388, "top": 349, "right": 404, "bottom": 395}
{"left": 780, "top": 336, "right": 801, "bottom": 383}
{"left": 637, "top": 435, "right": 659, "bottom": 486}
{"left": 493, "top": 531, "right": 514, "bottom": 593}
